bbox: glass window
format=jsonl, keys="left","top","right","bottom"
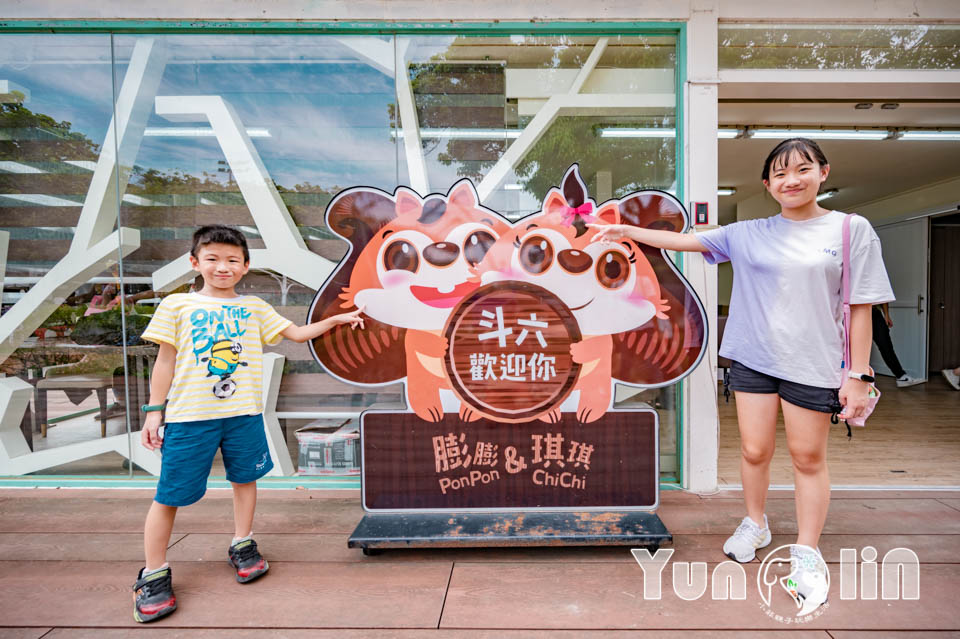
{"left": 0, "top": 34, "right": 130, "bottom": 475}
{"left": 720, "top": 24, "right": 960, "bottom": 70}
{"left": 0, "top": 29, "right": 683, "bottom": 482}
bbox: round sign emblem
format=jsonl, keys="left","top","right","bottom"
{"left": 444, "top": 281, "right": 581, "bottom": 423}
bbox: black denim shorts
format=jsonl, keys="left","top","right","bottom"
{"left": 727, "top": 360, "right": 842, "bottom": 414}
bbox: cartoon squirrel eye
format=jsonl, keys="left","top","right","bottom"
{"left": 596, "top": 251, "right": 629, "bottom": 289}
{"left": 519, "top": 235, "right": 554, "bottom": 275}
{"left": 463, "top": 230, "right": 496, "bottom": 267}
{"left": 383, "top": 239, "right": 420, "bottom": 273}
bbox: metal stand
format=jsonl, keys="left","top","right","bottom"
{"left": 348, "top": 510, "right": 671, "bottom": 555}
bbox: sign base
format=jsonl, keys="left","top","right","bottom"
{"left": 347, "top": 510, "right": 671, "bottom": 554}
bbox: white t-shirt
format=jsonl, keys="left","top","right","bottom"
{"left": 697, "top": 211, "right": 894, "bottom": 389}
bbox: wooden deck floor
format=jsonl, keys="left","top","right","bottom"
{"left": 1, "top": 487, "right": 958, "bottom": 636}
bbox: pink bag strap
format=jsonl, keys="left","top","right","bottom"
{"left": 841, "top": 213, "right": 853, "bottom": 371}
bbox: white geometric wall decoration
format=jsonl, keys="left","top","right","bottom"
{"left": 0, "top": 38, "right": 166, "bottom": 365}
{"left": 150, "top": 95, "right": 336, "bottom": 292}
{"left": 0, "top": 377, "right": 162, "bottom": 476}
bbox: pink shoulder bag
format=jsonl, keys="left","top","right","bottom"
{"left": 841, "top": 213, "right": 880, "bottom": 432}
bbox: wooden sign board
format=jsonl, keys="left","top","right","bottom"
{"left": 361, "top": 409, "right": 659, "bottom": 512}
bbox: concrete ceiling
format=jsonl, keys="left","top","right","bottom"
{"left": 718, "top": 101, "right": 960, "bottom": 225}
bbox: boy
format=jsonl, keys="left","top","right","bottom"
{"left": 132, "top": 225, "right": 363, "bottom": 623}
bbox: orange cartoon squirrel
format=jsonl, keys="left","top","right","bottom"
{"left": 476, "top": 165, "right": 707, "bottom": 423}
{"left": 308, "top": 180, "right": 509, "bottom": 422}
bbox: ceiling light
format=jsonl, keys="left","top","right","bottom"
{"left": 717, "top": 187, "right": 736, "bottom": 196}
{"left": 392, "top": 128, "right": 522, "bottom": 139}
{"left": 881, "top": 103, "right": 900, "bottom": 110}
{"left": 855, "top": 103, "right": 874, "bottom": 109}
{"left": 598, "top": 128, "right": 676, "bottom": 138}
{"left": 144, "top": 127, "right": 271, "bottom": 137}
{"left": 816, "top": 189, "right": 839, "bottom": 201}
{"left": 0, "top": 161, "right": 45, "bottom": 174}
{"left": 122, "top": 193, "right": 166, "bottom": 207}
{"left": 0, "top": 194, "right": 81, "bottom": 206}
{"left": 899, "top": 130, "right": 960, "bottom": 141}
{"left": 751, "top": 128, "right": 890, "bottom": 140}
{"left": 64, "top": 160, "right": 97, "bottom": 171}
{"left": 717, "top": 128, "right": 740, "bottom": 139}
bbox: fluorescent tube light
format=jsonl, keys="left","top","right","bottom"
{"left": 0, "top": 194, "right": 82, "bottom": 206}
{"left": 392, "top": 129, "right": 522, "bottom": 139}
{"left": 751, "top": 129, "right": 890, "bottom": 140}
{"left": 0, "top": 161, "right": 45, "bottom": 174}
{"left": 144, "top": 127, "right": 271, "bottom": 137}
{"left": 504, "top": 183, "right": 524, "bottom": 190}
{"left": 717, "top": 187, "right": 736, "bottom": 196}
{"left": 598, "top": 128, "right": 676, "bottom": 138}
{"left": 64, "top": 160, "right": 97, "bottom": 171}
{"left": 899, "top": 130, "right": 960, "bottom": 141}
{"left": 816, "top": 189, "right": 839, "bottom": 201}
{"left": 717, "top": 129, "right": 740, "bottom": 139}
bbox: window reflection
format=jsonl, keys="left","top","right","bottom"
{"left": 720, "top": 24, "right": 960, "bottom": 70}
{"left": 0, "top": 31, "right": 682, "bottom": 480}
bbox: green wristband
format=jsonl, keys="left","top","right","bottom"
{"left": 140, "top": 404, "right": 165, "bottom": 413}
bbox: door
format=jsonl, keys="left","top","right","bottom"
{"left": 872, "top": 218, "right": 928, "bottom": 380}
{"left": 929, "top": 225, "right": 960, "bottom": 372}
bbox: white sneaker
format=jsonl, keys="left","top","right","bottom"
{"left": 896, "top": 375, "right": 924, "bottom": 388}
{"left": 723, "top": 514, "right": 771, "bottom": 563}
{"left": 943, "top": 368, "right": 960, "bottom": 391}
{"left": 781, "top": 545, "right": 829, "bottom": 616}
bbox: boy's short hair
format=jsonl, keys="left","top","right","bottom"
{"left": 191, "top": 225, "right": 250, "bottom": 263}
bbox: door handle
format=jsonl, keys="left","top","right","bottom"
{"left": 918, "top": 294, "right": 924, "bottom": 315}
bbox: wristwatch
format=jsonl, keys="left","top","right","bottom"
{"left": 848, "top": 371, "right": 875, "bottom": 383}
{"left": 140, "top": 403, "right": 165, "bottom": 413}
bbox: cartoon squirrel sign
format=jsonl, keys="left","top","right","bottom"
{"left": 307, "top": 164, "right": 707, "bottom": 424}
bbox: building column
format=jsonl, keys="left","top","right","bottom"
{"left": 682, "top": 0, "right": 720, "bottom": 493}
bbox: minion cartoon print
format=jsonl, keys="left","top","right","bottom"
{"left": 189, "top": 304, "right": 253, "bottom": 400}
{"left": 202, "top": 340, "right": 248, "bottom": 398}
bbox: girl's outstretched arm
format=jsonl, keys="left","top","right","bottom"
{"left": 587, "top": 223, "right": 710, "bottom": 253}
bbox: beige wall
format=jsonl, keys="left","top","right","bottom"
{"left": 736, "top": 191, "right": 777, "bottom": 221}
{"left": 717, "top": 262, "right": 732, "bottom": 308}
{"left": 853, "top": 176, "right": 960, "bottom": 225}
{"left": 3, "top": 0, "right": 957, "bottom": 21}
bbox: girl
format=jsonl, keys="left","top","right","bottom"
{"left": 590, "top": 138, "right": 894, "bottom": 612}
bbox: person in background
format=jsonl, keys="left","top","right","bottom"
{"left": 83, "top": 284, "right": 118, "bottom": 316}
{"left": 872, "top": 303, "right": 923, "bottom": 387}
{"left": 943, "top": 365, "right": 960, "bottom": 391}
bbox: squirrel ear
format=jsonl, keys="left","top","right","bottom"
{"left": 395, "top": 187, "right": 422, "bottom": 218}
{"left": 542, "top": 188, "right": 568, "bottom": 215}
{"left": 448, "top": 179, "right": 480, "bottom": 209}
{"left": 595, "top": 202, "right": 620, "bottom": 225}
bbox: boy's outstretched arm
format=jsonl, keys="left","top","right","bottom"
{"left": 587, "top": 223, "right": 709, "bottom": 253}
{"left": 281, "top": 306, "right": 365, "bottom": 344}
{"left": 141, "top": 342, "right": 176, "bottom": 450}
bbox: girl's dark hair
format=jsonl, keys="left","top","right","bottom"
{"left": 761, "top": 138, "right": 829, "bottom": 181}
{"left": 191, "top": 224, "right": 250, "bottom": 262}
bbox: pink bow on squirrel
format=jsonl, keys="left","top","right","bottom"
{"left": 559, "top": 203, "right": 596, "bottom": 226}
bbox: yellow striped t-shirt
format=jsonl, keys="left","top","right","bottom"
{"left": 141, "top": 293, "right": 292, "bottom": 423}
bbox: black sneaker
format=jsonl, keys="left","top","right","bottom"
{"left": 132, "top": 566, "right": 177, "bottom": 623}
{"left": 228, "top": 538, "right": 269, "bottom": 583}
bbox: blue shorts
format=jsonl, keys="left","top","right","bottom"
{"left": 728, "top": 360, "right": 842, "bottom": 415}
{"left": 155, "top": 413, "right": 274, "bottom": 507}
